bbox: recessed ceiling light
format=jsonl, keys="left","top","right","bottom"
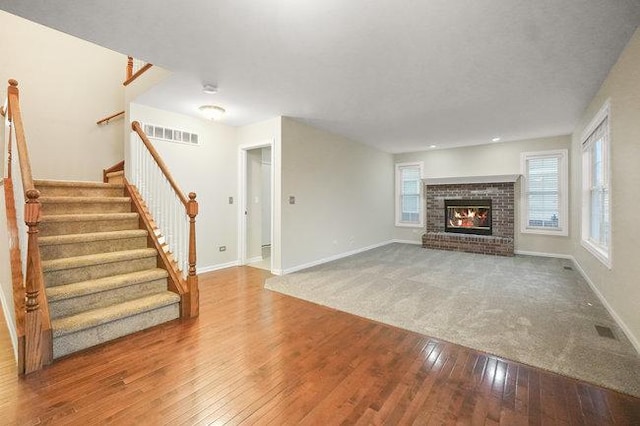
{"left": 202, "top": 84, "right": 218, "bottom": 94}
{"left": 492, "top": 137, "right": 501, "bottom": 142}
{"left": 429, "top": 145, "right": 437, "bottom": 148}
{"left": 199, "top": 105, "right": 225, "bottom": 120}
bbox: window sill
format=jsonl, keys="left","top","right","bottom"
{"left": 520, "top": 227, "right": 568, "bottom": 237}
{"left": 581, "top": 239, "right": 612, "bottom": 269}
{"left": 395, "top": 222, "right": 424, "bottom": 228}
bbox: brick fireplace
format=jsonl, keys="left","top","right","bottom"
{"left": 421, "top": 175, "right": 518, "bottom": 256}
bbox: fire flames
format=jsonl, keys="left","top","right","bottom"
{"left": 449, "top": 208, "right": 488, "bottom": 228}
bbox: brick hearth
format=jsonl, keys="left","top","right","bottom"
{"left": 422, "top": 182, "right": 515, "bottom": 256}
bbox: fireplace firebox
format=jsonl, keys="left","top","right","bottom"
{"left": 444, "top": 199, "right": 492, "bottom": 235}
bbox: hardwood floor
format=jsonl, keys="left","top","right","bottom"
{"left": 0, "top": 266, "right": 639, "bottom": 424}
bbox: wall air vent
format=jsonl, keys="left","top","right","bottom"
{"left": 143, "top": 123, "right": 199, "bottom": 146}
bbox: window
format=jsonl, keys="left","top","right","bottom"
{"left": 581, "top": 101, "right": 611, "bottom": 267}
{"left": 395, "top": 162, "right": 423, "bottom": 227}
{"left": 520, "top": 150, "right": 568, "bottom": 235}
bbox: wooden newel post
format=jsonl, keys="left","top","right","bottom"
{"left": 23, "top": 189, "right": 49, "bottom": 372}
{"left": 186, "top": 192, "right": 199, "bottom": 318}
{"left": 126, "top": 56, "right": 134, "bottom": 80}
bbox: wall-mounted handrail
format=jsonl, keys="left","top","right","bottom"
{"left": 96, "top": 110, "right": 124, "bottom": 125}
{"left": 129, "top": 121, "right": 199, "bottom": 317}
{"left": 4, "top": 79, "right": 53, "bottom": 373}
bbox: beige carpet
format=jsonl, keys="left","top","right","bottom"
{"left": 265, "top": 243, "right": 640, "bottom": 397}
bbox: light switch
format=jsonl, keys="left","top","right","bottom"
{"left": 228, "top": 196, "right": 233, "bottom": 204}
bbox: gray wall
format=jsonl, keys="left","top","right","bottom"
{"left": 570, "top": 27, "right": 640, "bottom": 351}
{"left": 280, "top": 117, "right": 394, "bottom": 272}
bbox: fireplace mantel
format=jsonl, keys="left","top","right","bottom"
{"left": 422, "top": 174, "right": 520, "bottom": 185}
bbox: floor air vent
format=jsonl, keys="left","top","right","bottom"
{"left": 563, "top": 265, "right": 573, "bottom": 270}
{"left": 595, "top": 325, "right": 617, "bottom": 340}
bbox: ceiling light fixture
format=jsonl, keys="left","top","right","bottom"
{"left": 430, "top": 145, "right": 437, "bottom": 148}
{"left": 492, "top": 137, "right": 501, "bottom": 142}
{"left": 202, "top": 84, "right": 218, "bottom": 94}
{"left": 199, "top": 105, "right": 225, "bottom": 120}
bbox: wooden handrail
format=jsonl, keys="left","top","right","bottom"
{"left": 123, "top": 63, "right": 153, "bottom": 86}
{"left": 131, "top": 121, "right": 189, "bottom": 206}
{"left": 5, "top": 79, "right": 52, "bottom": 373}
{"left": 7, "top": 80, "right": 35, "bottom": 193}
{"left": 96, "top": 110, "right": 124, "bottom": 125}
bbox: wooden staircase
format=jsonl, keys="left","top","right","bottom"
{"left": 2, "top": 78, "right": 199, "bottom": 374}
{"left": 35, "top": 180, "right": 181, "bottom": 359}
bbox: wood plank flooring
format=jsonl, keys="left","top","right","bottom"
{"left": 0, "top": 266, "right": 639, "bottom": 424}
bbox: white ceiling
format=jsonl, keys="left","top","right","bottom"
{"left": 1, "top": 1, "right": 639, "bottom": 153}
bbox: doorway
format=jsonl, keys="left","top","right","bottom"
{"left": 239, "top": 142, "right": 273, "bottom": 272}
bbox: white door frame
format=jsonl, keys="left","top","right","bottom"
{"left": 238, "top": 140, "right": 274, "bottom": 271}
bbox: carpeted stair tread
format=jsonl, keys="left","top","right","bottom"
{"left": 42, "top": 248, "right": 157, "bottom": 272}
{"left": 40, "top": 213, "right": 139, "bottom": 222}
{"left": 39, "top": 230, "right": 148, "bottom": 246}
{"left": 47, "top": 269, "right": 168, "bottom": 302}
{"left": 35, "top": 179, "right": 124, "bottom": 189}
{"left": 39, "top": 196, "right": 131, "bottom": 204}
{"left": 52, "top": 292, "right": 180, "bottom": 338}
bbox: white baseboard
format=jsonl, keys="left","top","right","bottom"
{"left": 514, "top": 250, "right": 573, "bottom": 259}
{"left": 391, "top": 239, "right": 422, "bottom": 245}
{"left": 516, "top": 249, "right": 639, "bottom": 353}
{"left": 0, "top": 290, "right": 17, "bottom": 361}
{"left": 197, "top": 260, "right": 240, "bottom": 274}
{"left": 570, "top": 256, "right": 640, "bottom": 354}
{"left": 282, "top": 240, "right": 394, "bottom": 275}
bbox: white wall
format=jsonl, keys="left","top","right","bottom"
{"left": 129, "top": 103, "right": 238, "bottom": 272}
{"left": 280, "top": 117, "right": 394, "bottom": 272}
{"left": 0, "top": 11, "right": 126, "bottom": 181}
{"left": 246, "top": 149, "right": 263, "bottom": 260}
{"left": 237, "top": 117, "right": 282, "bottom": 271}
{"left": 261, "top": 147, "right": 272, "bottom": 246}
{"left": 0, "top": 183, "right": 17, "bottom": 359}
{"left": 570, "top": 28, "right": 640, "bottom": 351}
{"left": 394, "top": 135, "right": 573, "bottom": 255}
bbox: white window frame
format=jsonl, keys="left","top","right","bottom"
{"left": 581, "top": 100, "right": 612, "bottom": 269}
{"left": 520, "top": 149, "right": 569, "bottom": 236}
{"left": 395, "top": 162, "right": 424, "bottom": 227}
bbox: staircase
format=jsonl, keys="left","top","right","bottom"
{"left": 35, "top": 179, "right": 180, "bottom": 359}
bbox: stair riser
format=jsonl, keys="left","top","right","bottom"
{"left": 40, "top": 236, "right": 148, "bottom": 261}
{"left": 53, "top": 303, "right": 179, "bottom": 359}
{"left": 49, "top": 278, "right": 168, "bottom": 319}
{"left": 41, "top": 202, "right": 132, "bottom": 215}
{"left": 36, "top": 186, "right": 124, "bottom": 197}
{"left": 40, "top": 218, "right": 139, "bottom": 237}
{"left": 44, "top": 256, "right": 157, "bottom": 287}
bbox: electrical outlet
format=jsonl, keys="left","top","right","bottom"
{"left": 228, "top": 196, "right": 233, "bottom": 204}
{"left": 289, "top": 195, "right": 296, "bottom": 204}
{"left": 219, "top": 246, "right": 227, "bottom": 252}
